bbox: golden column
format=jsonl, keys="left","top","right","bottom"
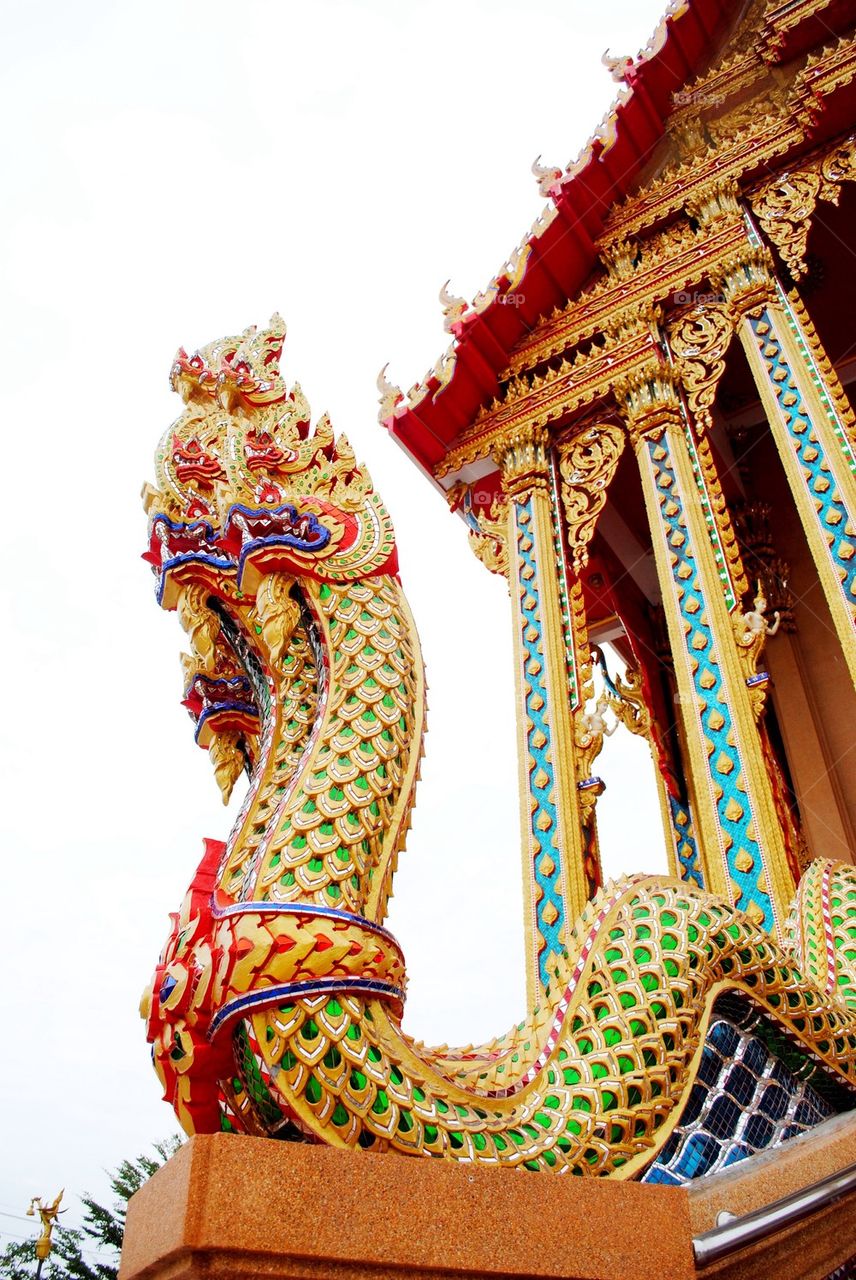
{"left": 714, "top": 237, "right": 856, "bottom": 687}
{"left": 500, "top": 424, "right": 591, "bottom": 1007}
{"left": 618, "top": 366, "right": 796, "bottom": 937}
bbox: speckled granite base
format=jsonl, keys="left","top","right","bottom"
{"left": 119, "top": 1116, "right": 856, "bottom": 1280}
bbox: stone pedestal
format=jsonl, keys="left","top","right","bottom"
{"left": 120, "top": 1118, "right": 856, "bottom": 1280}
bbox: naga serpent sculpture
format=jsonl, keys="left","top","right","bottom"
{"left": 142, "top": 317, "right": 856, "bottom": 1178}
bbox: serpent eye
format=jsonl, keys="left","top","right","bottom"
{"left": 158, "top": 964, "right": 189, "bottom": 1014}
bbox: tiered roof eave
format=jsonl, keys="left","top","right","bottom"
{"left": 379, "top": 0, "right": 856, "bottom": 484}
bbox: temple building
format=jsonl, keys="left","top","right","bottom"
{"left": 381, "top": 0, "right": 856, "bottom": 1009}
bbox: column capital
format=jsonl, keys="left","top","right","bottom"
{"left": 499, "top": 423, "right": 551, "bottom": 498}
{"left": 598, "top": 237, "right": 639, "bottom": 282}
{"left": 685, "top": 175, "right": 742, "bottom": 231}
{"left": 613, "top": 362, "right": 683, "bottom": 446}
{"left": 709, "top": 243, "right": 777, "bottom": 322}
{"left": 603, "top": 300, "right": 663, "bottom": 348}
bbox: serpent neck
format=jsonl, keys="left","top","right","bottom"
{"left": 218, "top": 573, "right": 424, "bottom": 925}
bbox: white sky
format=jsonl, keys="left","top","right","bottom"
{"left": 0, "top": 0, "right": 669, "bottom": 1239}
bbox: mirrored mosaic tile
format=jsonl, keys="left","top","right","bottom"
{"left": 641, "top": 996, "right": 841, "bottom": 1185}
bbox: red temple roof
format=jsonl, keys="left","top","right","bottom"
{"left": 381, "top": 0, "right": 856, "bottom": 478}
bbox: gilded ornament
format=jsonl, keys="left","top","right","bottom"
{"left": 605, "top": 664, "right": 652, "bottom": 739}
{"left": 731, "top": 584, "right": 781, "bottom": 720}
{"left": 599, "top": 239, "right": 639, "bottom": 281}
{"left": 439, "top": 280, "right": 468, "bottom": 332}
{"left": 471, "top": 503, "right": 509, "bottom": 579}
{"left": 469, "top": 529, "right": 508, "bottom": 578}
{"left": 27, "top": 1192, "right": 64, "bottom": 1266}
{"left": 750, "top": 135, "right": 856, "bottom": 280}
{"left": 709, "top": 244, "right": 776, "bottom": 320}
{"left": 500, "top": 423, "right": 551, "bottom": 496}
{"left": 177, "top": 584, "right": 219, "bottom": 674}
{"left": 446, "top": 483, "right": 509, "bottom": 579}
{"left": 531, "top": 155, "right": 562, "bottom": 198}
{"left": 601, "top": 48, "right": 636, "bottom": 84}
{"left": 685, "top": 177, "right": 741, "bottom": 230}
{"left": 666, "top": 304, "right": 733, "bottom": 432}
{"left": 608, "top": 301, "right": 662, "bottom": 345}
{"left": 666, "top": 113, "right": 707, "bottom": 157}
{"left": 376, "top": 364, "right": 403, "bottom": 421}
{"left": 557, "top": 423, "right": 625, "bottom": 571}
{"left": 255, "top": 573, "right": 300, "bottom": 666}
{"left": 613, "top": 362, "right": 682, "bottom": 440}
{"left": 573, "top": 696, "right": 612, "bottom": 822}
{"left": 439, "top": 329, "right": 664, "bottom": 479}
{"left": 208, "top": 729, "right": 245, "bottom": 806}
{"left": 501, "top": 217, "right": 742, "bottom": 386}
{"left": 750, "top": 170, "right": 822, "bottom": 280}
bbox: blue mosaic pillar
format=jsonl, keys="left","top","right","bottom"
{"left": 737, "top": 299, "right": 856, "bottom": 687}
{"left": 623, "top": 373, "right": 797, "bottom": 937}
{"left": 501, "top": 426, "right": 590, "bottom": 1007}
{"left": 666, "top": 790, "right": 704, "bottom": 890}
